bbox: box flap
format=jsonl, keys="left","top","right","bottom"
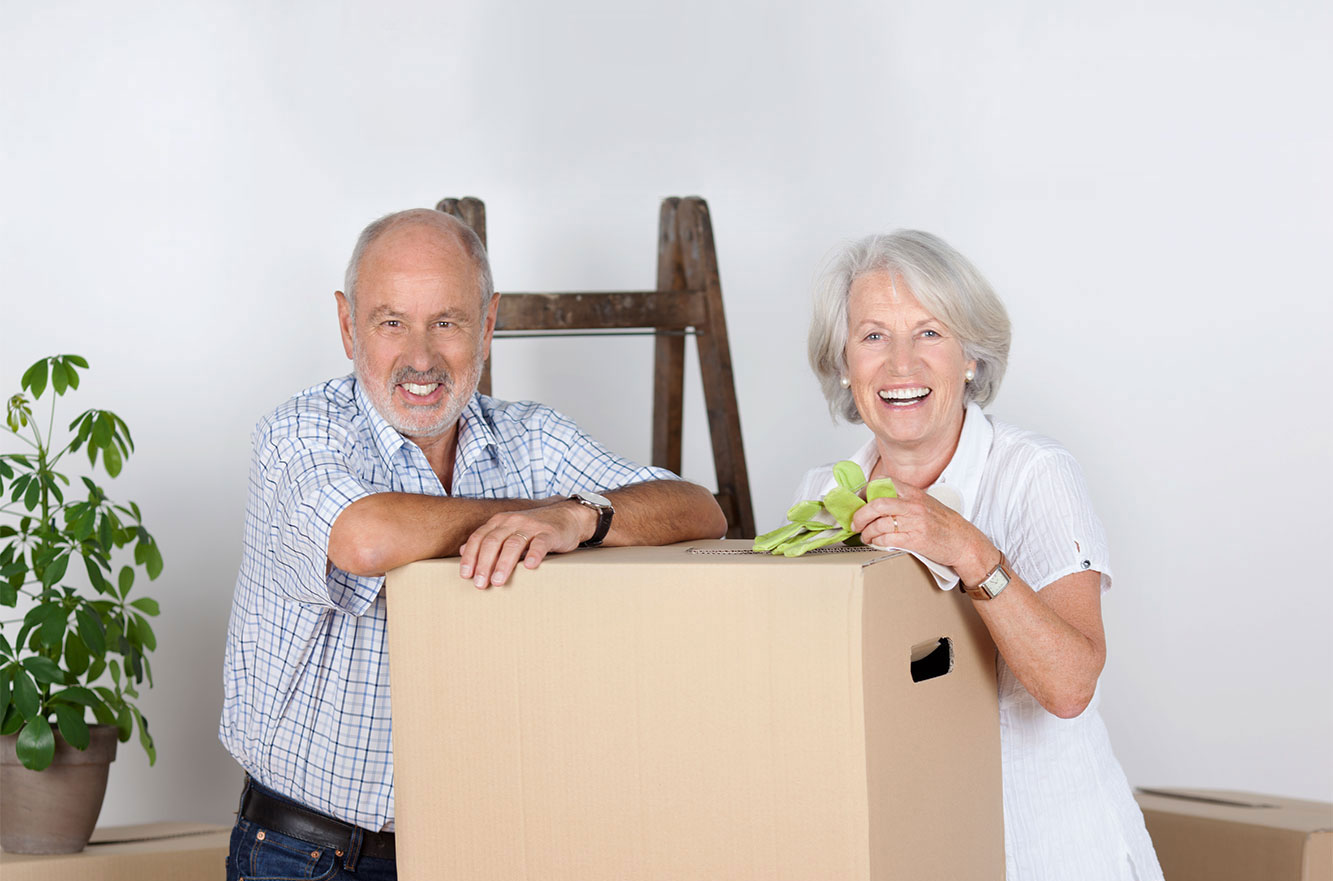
{"left": 1136, "top": 788, "right": 1333, "bottom": 834}
{"left": 87, "top": 822, "right": 228, "bottom": 845}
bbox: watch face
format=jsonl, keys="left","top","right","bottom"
{"left": 576, "top": 490, "right": 612, "bottom": 509}
{"left": 980, "top": 566, "right": 1010, "bottom": 597}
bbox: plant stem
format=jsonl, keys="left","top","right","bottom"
{"left": 0, "top": 431, "right": 40, "bottom": 450}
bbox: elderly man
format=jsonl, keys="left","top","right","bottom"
{"left": 220, "top": 208, "right": 726, "bottom": 880}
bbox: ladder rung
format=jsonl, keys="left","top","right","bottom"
{"left": 496, "top": 291, "right": 706, "bottom": 331}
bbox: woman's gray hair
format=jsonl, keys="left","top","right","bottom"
{"left": 808, "top": 230, "right": 1011, "bottom": 422}
{"left": 343, "top": 208, "right": 494, "bottom": 314}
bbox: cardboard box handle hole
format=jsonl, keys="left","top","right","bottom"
{"left": 910, "top": 637, "right": 954, "bottom": 683}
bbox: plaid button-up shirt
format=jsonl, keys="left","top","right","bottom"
{"left": 219, "top": 375, "right": 675, "bottom": 829}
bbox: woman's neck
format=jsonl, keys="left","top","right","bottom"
{"left": 868, "top": 411, "right": 966, "bottom": 489}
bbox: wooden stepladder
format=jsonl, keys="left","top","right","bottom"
{"left": 435, "top": 196, "right": 754, "bottom": 539}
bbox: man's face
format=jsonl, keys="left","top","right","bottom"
{"left": 337, "top": 223, "right": 497, "bottom": 441}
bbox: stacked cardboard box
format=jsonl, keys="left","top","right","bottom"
{"left": 1136, "top": 788, "right": 1332, "bottom": 881}
{"left": 387, "top": 540, "right": 1004, "bottom": 880}
{"left": 0, "top": 823, "right": 228, "bottom": 881}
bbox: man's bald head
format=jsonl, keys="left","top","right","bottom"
{"left": 343, "top": 208, "right": 494, "bottom": 315}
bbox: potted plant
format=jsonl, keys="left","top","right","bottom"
{"left": 0, "top": 354, "right": 163, "bottom": 854}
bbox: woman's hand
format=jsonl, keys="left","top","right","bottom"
{"left": 850, "top": 482, "right": 996, "bottom": 584}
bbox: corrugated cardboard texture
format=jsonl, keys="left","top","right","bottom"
{"left": 1135, "top": 788, "right": 1333, "bottom": 881}
{"left": 0, "top": 822, "right": 228, "bottom": 881}
{"left": 388, "top": 540, "right": 1002, "bottom": 880}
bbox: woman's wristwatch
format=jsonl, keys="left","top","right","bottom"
{"left": 962, "top": 554, "right": 1011, "bottom": 600}
{"left": 569, "top": 490, "right": 614, "bottom": 548}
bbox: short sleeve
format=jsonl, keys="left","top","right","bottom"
{"left": 256, "top": 429, "right": 383, "bottom": 615}
{"left": 1002, "top": 448, "right": 1112, "bottom": 593}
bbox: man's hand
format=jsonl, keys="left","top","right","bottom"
{"left": 460, "top": 479, "right": 726, "bottom": 588}
{"left": 459, "top": 499, "right": 595, "bottom": 588}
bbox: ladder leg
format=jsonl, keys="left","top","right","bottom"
{"left": 676, "top": 198, "right": 754, "bottom": 538}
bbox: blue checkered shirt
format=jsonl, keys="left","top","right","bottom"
{"left": 219, "top": 375, "right": 676, "bottom": 829}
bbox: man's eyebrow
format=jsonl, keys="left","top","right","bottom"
{"left": 366, "top": 306, "right": 403, "bottom": 322}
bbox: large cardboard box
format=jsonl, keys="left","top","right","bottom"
{"left": 0, "top": 822, "right": 229, "bottom": 881}
{"left": 1135, "top": 788, "right": 1333, "bottom": 881}
{"left": 387, "top": 540, "right": 1003, "bottom": 880}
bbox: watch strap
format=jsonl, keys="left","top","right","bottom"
{"left": 570, "top": 492, "right": 614, "bottom": 548}
{"left": 962, "top": 555, "right": 1010, "bottom": 600}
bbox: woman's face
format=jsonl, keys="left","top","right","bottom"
{"left": 845, "top": 270, "right": 976, "bottom": 458}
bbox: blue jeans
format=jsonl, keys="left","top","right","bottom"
{"left": 226, "top": 782, "right": 397, "bottom": 881}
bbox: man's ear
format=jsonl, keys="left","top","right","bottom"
{"left": 336, "top": 291, "right": 355, "bottom": 360}
{"left": 480, "top": 293, "right": 501, "bottom": 362}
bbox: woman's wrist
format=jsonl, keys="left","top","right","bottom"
{"left": 956, "top": 538, "right": 1002, "bottom": 588}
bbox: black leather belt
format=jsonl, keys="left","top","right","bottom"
{"left": 239, "top": 779, "right": 396, "bottom": 861}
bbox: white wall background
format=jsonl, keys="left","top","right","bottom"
{"left": 2, "top": 0, "right": 1329, "bottom": 826}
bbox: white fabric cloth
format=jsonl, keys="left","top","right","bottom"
{"left": 792, "top": 403, "right": 1163, "bottom": 881}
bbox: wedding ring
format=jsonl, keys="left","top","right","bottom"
{"left": 891, "top": 516, "right": 899, "bottom": 533}
{"left": 513, "top": 532, "right": 530, "bottom": 542}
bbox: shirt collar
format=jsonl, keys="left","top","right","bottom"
{"left": 850, "top": 401, "right": 993, "bottom": 521}
{"left": 933, "top": 402, "right": 994, "bottom": 521}
{"left": 452, "top": 393, "right": 502, "bottom": 490}
{"left": 352, "top": 376, "right": 410, "bottom": 465}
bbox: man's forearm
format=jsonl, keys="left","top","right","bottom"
{"left": 329, "top": 493, "right": 547, "bottom": 576}
{"left": 600, "top": 479, "right": 727, "bottom": 547}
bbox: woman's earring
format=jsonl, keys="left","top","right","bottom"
{"left": 839, "top": 375, "right": 851, "bottom": 389}
{"left": 964, "top": 368, "right": 976, "bottom": 382}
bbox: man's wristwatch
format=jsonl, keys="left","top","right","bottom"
{"left": 961, "top": 555, "right": 1011, "bottom": 600}
{"left": 569, "top": 491, "right": 614, "bottom": 548}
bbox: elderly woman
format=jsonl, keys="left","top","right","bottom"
{"left": 797, "top": 230, "right": 1162, "bottom": 881}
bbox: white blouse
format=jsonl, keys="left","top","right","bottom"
{"left": 793, "top": 404, "right": 1163, "bottom": 881}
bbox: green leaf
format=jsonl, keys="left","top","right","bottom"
{"left": 22, "top": 476, "right": 40, "bottom": 511}
{"left": 102, "top": 442, "right": 123, "bottom": 477}
{"left": 50, "top": 685, "right": 99, "bottom": 707}
{"left": 115, "top": 703, "right": 132, "bottom": 741}
{"left": 21, "top": 359, "right": 49, "bottom": 400}
{"left": 92, "top": 411, "right": 113, "bottom": 448}
{"left": 131, "top": 705, "right": 155, "bottom": 765}
{"left": 133, "top": 614, "right": 157, "bottom": 651}
{"left": 11, "top": 668, "right": 39, "bottom": 719}
{"left": 90, "top": 698, "right": 115, "bottom": 726}
{"left": 86, "top": 655, "right": 106, "bottom": 683}
{"left": 118, "top": 565, "right": 134, "bottom": 598}
{"left": 41, "top": 552, "right": 71, "bottom": 588}
{"left": 22, "top": 654, "right": 66, "bottom": 685}
{"left": 76, "top": 606, "right": 107, "bottom": 655}
{"left": 43, "top": 472, "right": 65, "bottom": 505}
{"left": 54, "top": 703, "right": 90, "bottom": 750}
{"left": 38, "top": 605, "right": 68, "bottom": 649}
{"left": 143, "top": 540, "right": 163, "bottom": 580}
{"left": 64, "top": 354, "right": 89, "bottom": 369}
{"left": 109, "top": 658, "right": 121, "bottom": 687}
{"left": 1, "top": 705, "right": 24, "bottom": 735}
{"left": 0, "top": 667, "right": 10, "bottom": 722}
{"left": 51, "top": 360, "right": 69, "bottom": 395}
{"left": 65, "top": 630, "right": 90, "bottom": 677}
{"left": 130, "top": 597, "right": 160, "bottom": 616}
{"left": 17, "top": 715, "right": 56, "bottom": 770}
{"left": 0, "top": 633, "right": 13, "bottom": 658}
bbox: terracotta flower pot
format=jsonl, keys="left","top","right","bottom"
{"left": 0, "top": 724, "right": 119, "bottom": 854}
